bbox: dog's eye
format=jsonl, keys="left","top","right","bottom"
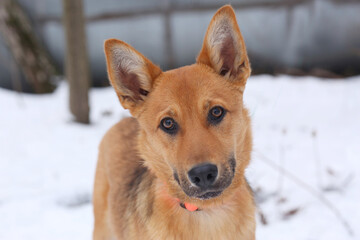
{"left": 208, "top": 106, "right": 226, "bottom": 125}
{"left": 160, "top": 117, "right": 178, "bottom": 134}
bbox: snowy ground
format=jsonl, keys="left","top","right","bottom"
{"left": 0, "top": 75, "right": 359, "bottom": 240}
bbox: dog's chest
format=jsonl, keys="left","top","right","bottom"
{"left": 143, "top": 207, "right": 252, "bottom": 240}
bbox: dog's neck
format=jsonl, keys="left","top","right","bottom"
{"left": 140, "top": 171, "right": 256, "bottom": 239}
{"left": 154, "top": 177, "right": 248, "bottom": 214}
{"left": 154, "top": 180, "right": 200, "bottom": 212}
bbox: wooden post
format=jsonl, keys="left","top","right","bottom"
{"left": 0, "top": 0, "right": 56, "bottom": 93}
{"left": 62, "top": 0, "right": 90, "bottom": 124}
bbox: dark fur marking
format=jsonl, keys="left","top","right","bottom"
{"left": 173, "top": 171, "right": 180, "bottom": 185}
{"left": 126, "top": 166, "right": 147, "bottom": 207}
{"left": 139, "top": 88, "right": 149, "bottom": 96}
{"left": 145, "top": 191, "right": 154, "bottom": 219}
{"left": 140, "top": 170, "right": 155, "bottom": 219}
{"left": 220, "top": 67, "right": 229, "bottom": 76}
{"left": 126, "top": 165, "right": 155, "bottom": 220}
{"left": 229, "top": 156, "right": 236, "bottom": 174}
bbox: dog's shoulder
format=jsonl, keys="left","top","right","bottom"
{"left": 100, "top": 117, "right": 138, "bottom": 150}
{"left": 99, "top": 117, "right": 141, "bottom": 183}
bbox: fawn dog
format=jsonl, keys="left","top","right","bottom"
{"left": 93, "top": 5, "right": 255, "bottom": 240}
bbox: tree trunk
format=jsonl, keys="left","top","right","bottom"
{"left": 0, "top": 0, "right": 56, "bottom": 93}
{"left": 62, "top": 0, "right": 90, "bottom": 124}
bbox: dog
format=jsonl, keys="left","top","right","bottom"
{"left": 93, "top": 5, "right": 256, "bottom": 239}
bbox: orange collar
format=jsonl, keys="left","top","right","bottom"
{"left": 161, "top": 181, "right": 200, "bottom": 212}
{"left": 175, "top": 198, "right": 199, "bottom": 212}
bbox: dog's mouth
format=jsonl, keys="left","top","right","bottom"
{"left": 176, "top": 157, "right": 236, "bottom": 200}
{"left": 181, "top": 182, "right": 230, "bottom": 200}
{"left": 179, "top": 176, "right": 232, "bottom": 200}
{"left": 197, "top": 190, "right": 223, "bottom": 200}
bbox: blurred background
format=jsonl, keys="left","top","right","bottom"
{"left": 0, "top": 0, "right": 359, "bottom": 240}
{"left": 1, "top": 0, "right": 360, "bottom": 93}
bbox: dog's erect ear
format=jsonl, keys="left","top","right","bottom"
{"left": 104, "top": 39, "right": 162, "bottom": 115}
{"left": 197, "top": 5, "right": 251, "bottom": 90}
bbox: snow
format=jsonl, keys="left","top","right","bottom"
{"left": 0, "top": 75, "right": 359, "bottom": 239}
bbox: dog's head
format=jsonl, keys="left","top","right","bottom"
{"left": 104, "top": 5, "right": 252, "bottom": 207}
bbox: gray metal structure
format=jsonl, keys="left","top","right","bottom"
{"left": 1, "top": 0, "right": 360, "bottom": 91}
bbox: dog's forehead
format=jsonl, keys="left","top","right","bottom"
{"left": 155, "top": 64, "right": 233, "bottom": 102}
{"left": 144, "top": 64, "right": 240, "bottom": 119}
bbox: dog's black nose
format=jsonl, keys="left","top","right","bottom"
{"left": 188, "top": 164, "right": 218, "bottom": 189}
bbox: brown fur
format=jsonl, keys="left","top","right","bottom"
{"left": 93, "top": 5, "right": 256, "bottom": 240}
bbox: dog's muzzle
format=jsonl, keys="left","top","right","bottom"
{"left": 178, "top": 157, "right": 236, "bottom": 200}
